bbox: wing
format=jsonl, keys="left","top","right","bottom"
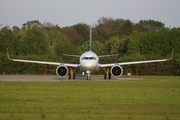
{"left": 100, "top": 58, "right": 171, "bottom": 67}
{"left": 7, "top": 50, "right": 79, "bottom": 67}
{"left": 100, "top": 49, "right": 173, "bottom": 67}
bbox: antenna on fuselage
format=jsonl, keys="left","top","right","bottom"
{"left": 89, "top": 25, "right": 92, "bottom": 52}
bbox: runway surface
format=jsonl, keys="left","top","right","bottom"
{"left": 0, "top": 75, "right": 143, "bottom": 82}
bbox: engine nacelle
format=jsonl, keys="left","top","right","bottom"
{"left": 56, "top": 65, "right": 68, "bottom": 77}
{"left": 110, "top": 65, "right": 123, "bottom": 77}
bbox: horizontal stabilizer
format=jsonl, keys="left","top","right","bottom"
{"left": 98, "top": 54, "right": 119, "bottom": 58}
{"left": 63, "top": 54, "right": 81, "bottom": 57}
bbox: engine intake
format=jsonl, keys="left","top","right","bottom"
{"left": 111, "top": 65, "right": 123, "bottom": 77}
{"left": 56, "top": 65, "right": 68, "bottom": 77}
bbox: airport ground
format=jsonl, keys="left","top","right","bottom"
{"left": 0, "top": 75, "right": 180, "bottom": 120}
{"left": 0, "top": 75, "right": 143, "bottom": 82}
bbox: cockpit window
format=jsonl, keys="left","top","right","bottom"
{"left": 89, "top": 57, "right": 95, "bottom": 60}
{"left": 82, "top": 57, "right": 88, "bottom": 60}
{"left": 82, "top": 57, "right": 96, "bottom": 60}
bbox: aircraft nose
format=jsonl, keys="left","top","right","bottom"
{"left": 81, "top": 60, "right": 96, "bottom": 66}
{"left": 80, "top": 60, "right": 98, "bottom": 71}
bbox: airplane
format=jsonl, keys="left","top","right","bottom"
{"left": 7, "top": 26, "right": 173, "bottom": 80}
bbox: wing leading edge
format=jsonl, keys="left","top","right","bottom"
{"left": 7, "top": 50, "right": 79, "bottom": 67}
{"left": 100, "top": 49, "right": 173, "bottom": 68}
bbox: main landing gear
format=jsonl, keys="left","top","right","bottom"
{"left": 103, "top": 68, "right": 111, "bottom": 80}
{"left": 68, "top": 68, "right": 76, "bottom": 79}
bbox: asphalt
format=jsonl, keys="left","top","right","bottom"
{"left": 0, "top": 75, "right": 143, "bottom": 82}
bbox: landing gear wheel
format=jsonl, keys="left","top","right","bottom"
{"left": 108, "top": 74, "right": 111, "bottom": 79}
{"left": 104, "top": 74, "right": 107, "bottom": 79}
{"left": 87, "top": 71, "right": 91, "bottom": 80}
{"left": 69, "top": 74, "right": 71, "bottom": 79}
{"left": 73, "top": 74, "right": 76, "bottom": 79}
{"left": 87, "top": 76, "right": 91, "bottom": 80}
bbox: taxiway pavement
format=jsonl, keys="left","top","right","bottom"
{"left": 0, "top": 75, "right": 143, "bottom": 82}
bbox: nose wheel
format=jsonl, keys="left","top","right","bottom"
{"left": 87, "top": 76, "right": 91, "bottom": 80}
{"left": 87, "top": 71, "right": 91, "bottom": 80}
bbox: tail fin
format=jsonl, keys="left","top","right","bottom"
{"left": 89, "top": 25, "right": 92, "bottom": 51}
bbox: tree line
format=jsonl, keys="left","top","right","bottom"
{"left": 0, "top": 17, "right": 180, "bottom": 75}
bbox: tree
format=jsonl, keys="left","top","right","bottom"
{"left": 122, "top": 19, "right": 134, "bottom": 35}
{"left": 63, "top": 26, "right": 79, "bottom": 45}
{"left": 73, "top": 23, "right": 89, "bottom": 44}
{"left": 55, "top": 38, "right": 78, "bottom": 63}
{"left": 135, "top": 20, "right": 165, "bottom": 32}
{"left": 93, "top": 17, "right": 114, "bottom": 43}
{"left": 104, "top": 36, "right": 128, "bottom": 55}
{"left": 22, "top": 20, "right": 42, "bottom": 30}
{"left": 94, "top": 17, "right": 134, "bottom": 43}
{"left": 113, "top": 18, "right": 127, "bottom": 36}
{"left": 0, "top": 26, "right": 14, "bottom": 53}
{"left": 12, "top": 26, "right": 20, "bottom": 31}
{"left": 0, "top": 18, "right": 179, "bottom": 76}
{"left": 127, "top": 30, "right": 145, "bottom": 55}
{"left": 62, "top": 23, "right": 89, "bottom": 45}
{"left": 13, "top": 26, "right": 49, "bottom": 55}
{"left": 78, "top": 40, "right": 106, "bottom": 55}
{"left": 42, "top": 22, "right": 63, "bottom": 53}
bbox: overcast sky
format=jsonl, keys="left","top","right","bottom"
{"left": 1, "top": 0, "right": 180, "bottom": 28}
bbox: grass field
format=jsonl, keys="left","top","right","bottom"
{"left": 0, "top": 76, "right": 180, "bottom": 120}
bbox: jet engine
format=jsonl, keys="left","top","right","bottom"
{"left": 56, "top": 65, "right": 68, "bottom": 77}
{"left": 110, "top": 65, "right": 123, "bottom": 77}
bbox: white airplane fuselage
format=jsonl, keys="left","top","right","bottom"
{"left": 79, "top": 51, "right": 99, "bottom": 73}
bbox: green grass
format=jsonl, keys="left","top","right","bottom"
{"left": 0, "top": 76, "right": 180, "bottom": 120}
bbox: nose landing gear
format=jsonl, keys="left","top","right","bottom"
{"left": 87, "top": 71, "right": 91, "bottom": 80}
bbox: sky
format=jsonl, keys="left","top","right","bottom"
{"left": 0, "top": 0, "right": 180, "bottom": 28}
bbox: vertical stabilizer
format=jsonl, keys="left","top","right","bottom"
{"left": 89, "top": 25, "right": 92, "bottom": 51}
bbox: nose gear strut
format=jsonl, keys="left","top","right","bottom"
{"left": 87, "top": 71, "right": 91, "bottom": 80}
